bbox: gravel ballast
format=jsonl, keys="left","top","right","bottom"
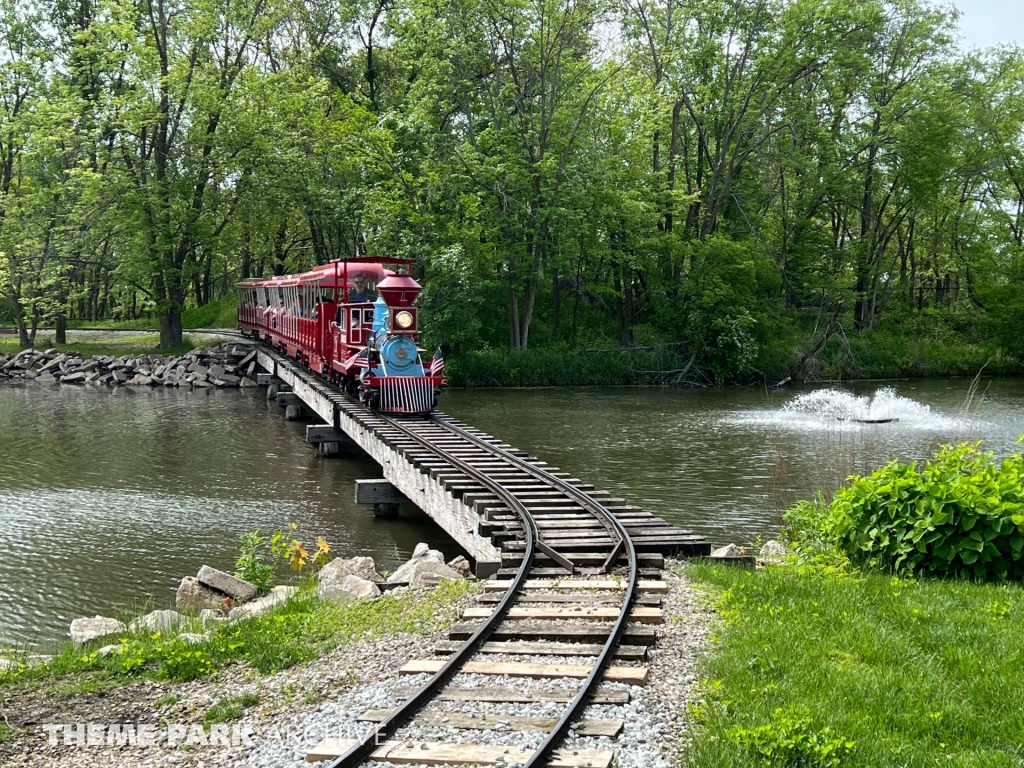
{"left": 0, "top": 562, "right": 713, "bottom": 768}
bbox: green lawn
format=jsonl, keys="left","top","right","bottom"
{"left": 685, "top": 563, "right": 1024, "bottom": 768}
{"left": 0, "top": 335, "right": 197, "bottom": 358}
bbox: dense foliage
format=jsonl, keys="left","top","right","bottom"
{"left": 1, "top": 0, "right": 1024, "bottom": 382}
{"left": 786, "top": 442, "right": 1024, "bottom": 580}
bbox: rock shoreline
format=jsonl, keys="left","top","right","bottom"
{"left": 0, "top": 343, "right": 259, "bottom": 389}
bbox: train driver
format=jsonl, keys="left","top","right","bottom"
{"left": 348, "top": 272, "right": 377, "bottom": 303}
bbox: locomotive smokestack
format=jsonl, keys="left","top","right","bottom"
{"left": 377, "top": 274, "right": 421, "bottom": 307}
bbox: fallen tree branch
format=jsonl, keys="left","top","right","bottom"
{"left": 775, "top": 299, "right": 844, "bottom": 387}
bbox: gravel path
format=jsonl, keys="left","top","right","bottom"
{"left": 1, "top": 562, "right": 713, "bottom": 768}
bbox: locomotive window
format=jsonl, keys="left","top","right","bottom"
{"left": 351, "top": 308, "right": 360, "bottom": 328}
{"left": 363, "top": 309, "right": 374, "bottom": 323}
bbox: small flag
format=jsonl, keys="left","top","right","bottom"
{"left": 347, "top": 349, "right": 370, "bottom": 369}
{"left": 429, "top": 348, "right": 445, "bottom": 377}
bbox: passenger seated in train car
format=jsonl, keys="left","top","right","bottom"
{"left": 347, "top": 272, "right": 377, "bottom": 303}
{"left": 297, "top": 295, "right": 306, "bottom": 317}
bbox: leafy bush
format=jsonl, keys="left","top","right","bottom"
{"left": 727, "top": 707, "right": 854, "bottom": 767}
{"left": 235, "top": 525, "right": 332, "bottom": 594}
{"left": 786, "top": 442, "right": 1024, "bottom": 580}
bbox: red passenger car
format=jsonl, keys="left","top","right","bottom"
{"left": 237, "top": 258, "right": 444, "bottom": 413}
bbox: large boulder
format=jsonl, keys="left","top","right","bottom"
{"left": 176, "top": 576, "right": 228, "bottom": 614}
{"left": 319, "top": 556, "right": 382, "bottom": 587}
{"left": 412, "top": 542, "right": 445, "bottom": 563}
{"left": 130, "top": 609, "right": 183, "bottom": 634}
{"left": 387, "top": 559, "right": 465, "bottom": 588}
{"left": 710, "top": 543, "right": 743, "bottom": 558}
{"left": 70, "top": 616, "right": 126, "bottom": 646}
{"left": 447, "top": 556, "right": 473, "bottom": 578}
{"left": 759, "top": 540, "right": 788, "bottom": 563}
{"left": 228, "top": 585, "right": 298, "bottom": 621}
{"left": 320, "top": 575, "right": 381, "bottom": 603}
{"left": 197, "top": 565, "right": 258, "bottom": 603}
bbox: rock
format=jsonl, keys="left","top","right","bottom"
{"left": 199, "top": 609, "right": 229, "bottom": 624}
{"left": 112, "top": 369, "right": 129, "bottom": 383}
{"left": 36, "top": 372, "right": 56, "bottom": 384}
{"left": 70, "top": 616, "right": 126, "bottom": 646}
{"left": 130, "top": 609, "right": 183, "bottom": 634}
{"left": 710, "top": 543, "right": 743, "bottom": 558}
{"left": 208, "top": 364, "right": 226, "bottom": 379}
{"left": 759, "top": 540, "right": 788, "bottom": 562}
{"left": 387, "top": 559, "right": 465, "bottom": 587}
{"left": 228, "top": 585, "right": 298, "bottom": 621}
{"left": 61, "top": 372, "right": 87, "bottom": 384}
{"left": 176, "top": 576, "right": 227, "bottom": 614}
{"left": 96, "top": 644, "right": 120, "bottom": 657}
{"left": 319, "top": 556, "right": 383, "bottom": 586}
{"left": 411, "top": 542, "right": 445, "bottom": 563}
{"left": 240, "top": 377, "right": 258, "bottom": 387}
{"left": 320, "top": 575, "right": 381, "bottom": 603}
{"left": 197, "top": 565, "right": 258, "bottom": 602}
{"left": 446, "top": 555, "right": 473, "bottom": 578}
{"left": 215, "top": 373, "right": 240, "bottom": 385}
{"left": 177, "top": 632, "right": 209, "bottom": 645}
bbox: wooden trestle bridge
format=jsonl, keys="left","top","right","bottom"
{"left": 254, "top": 346, "right": 710, "bottom": 768}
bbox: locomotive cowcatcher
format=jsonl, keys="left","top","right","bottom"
{"left": 236, "top": 257, "right": 445, "bottom": 413}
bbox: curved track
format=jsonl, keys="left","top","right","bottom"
{"left": 324, "top": 411, "right": 640, "bottom": 768}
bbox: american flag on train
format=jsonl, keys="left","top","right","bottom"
{"left": 346, "top": 348, "right": 371, "bottom": 369}
{"left": 429, "top": 348, "right": 445, "bottom": 377}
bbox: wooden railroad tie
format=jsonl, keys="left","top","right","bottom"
{"left": 433, "top": 639, "right": 649, "bottom": 661}
{"left": 398, "top": 659, "right": 649, "bottom": 686}
{"left": 392, "top": 684, "right": 630, "bottom": 705}
{"left": 306, "top": 739, "right": 614, "bottom": 767}
{"left": 357, "top": 709, "right": 624, "bottom": 737}
{"left": 461, "top": 605, "right": 663, "bottom": 625}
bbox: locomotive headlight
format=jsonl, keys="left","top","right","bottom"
{"left": 395, "top": 310, "right": 414, "bottom": 329}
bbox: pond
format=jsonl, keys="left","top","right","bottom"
{"left": 2, "top": 377, "right": 1022, "bottom": 647}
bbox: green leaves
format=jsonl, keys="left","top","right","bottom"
{"left": 787, "top": 442, "right": 1024, "bottom": 581}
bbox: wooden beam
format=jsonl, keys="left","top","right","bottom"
{"left": 461, "top": 605, "right": 663, "bottom": 624}
{"left": 276, "top": 391, "right": 301, "bottom": 406}
{"left": 355, "top": 479, "right": 410, "bottom": 505}
{"left": 306, "top": 424, "right": 355, "bottom": 445}
{"left": 306, "top": 739, "right": 613, "bottom": 767}
{"left": 399, "top": 659, "right": 648, "bottom": 685}
{"left": 356, "top": 710, "right": 623, "bottom": 737}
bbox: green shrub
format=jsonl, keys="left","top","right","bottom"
{"left": 727, "top": 707, "right": 854, "bottom": 767}
{"left": 786, "top": 442, "right": 1024, "bottom": 580}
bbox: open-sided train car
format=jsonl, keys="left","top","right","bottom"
{"left": 237, "top": 258, "right": 444, "bottom": 413}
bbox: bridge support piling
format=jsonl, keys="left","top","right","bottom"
{"left": 373, "top": 502, "right": 400, "bottom": 518}
{"left": 266, "top": 382, "right": 279, "bottom": 400}
{"left": 285, "top": 404, "right": 302, "bottom": 420}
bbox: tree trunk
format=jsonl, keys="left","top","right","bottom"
{"left": 56, "top": 313, "right": 67, "bottom": 345}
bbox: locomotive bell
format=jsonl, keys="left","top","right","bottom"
{"left": 376, "top": 274, "right": 421, "bottom": 307}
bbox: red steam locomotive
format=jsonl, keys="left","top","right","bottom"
{"left": 236, "top": 258, "right": 445, "bottom": 413}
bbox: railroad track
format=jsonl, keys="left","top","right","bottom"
{"left": 310, "top": 406, "right": 661, "bottom": 768}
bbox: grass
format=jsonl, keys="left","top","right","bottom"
{"left": 0, "top": 580, "right": 476, "bottom": 692}
{"left": 181, "top": 294, "right": 238, "bottom": 329}
{"left": 0, "top": 335, "right": 201, "bottom": 358}
{"left": 203, "top": 693, "right": 260, "bottom": 725}
{"left": 684, "top": 563, "right": 1024, "bottom": 768}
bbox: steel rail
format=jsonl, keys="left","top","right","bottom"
{"left": 428, "top": 413, "right": 626, "bottom": 570}
{"left": 423, "top": 414, "right": 640, "bottom": 768}
{"left": 321, "top": 413, "right": 539, "bottom": 768}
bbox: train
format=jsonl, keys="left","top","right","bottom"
{"left": 236, "top": 257, "right": 445, "bottom": 413}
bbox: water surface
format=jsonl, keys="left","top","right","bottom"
{"left": 2, "top": 377, "right": 1023, "bottom": 647}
